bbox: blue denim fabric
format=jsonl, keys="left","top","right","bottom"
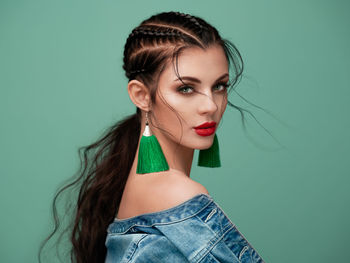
{"left": 105, "top": 193, "right": 264, "bottom": 263}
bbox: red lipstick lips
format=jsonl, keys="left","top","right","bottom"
{"left": 194, "top": 121, "right": 216, "bottom": 136}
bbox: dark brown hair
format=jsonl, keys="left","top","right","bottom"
{"left": 39, "top": 11, "right": 245, "bottom": 263}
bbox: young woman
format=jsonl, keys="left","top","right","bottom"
{"left": 40, "top": 11, "right": 265, "bottom": 263}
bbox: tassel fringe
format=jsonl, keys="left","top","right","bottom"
{"left": 198, "top": 134, "right": 221, "bottom": 167}
{"left": 136, "top": 134, "right": 169, "bottom": 174}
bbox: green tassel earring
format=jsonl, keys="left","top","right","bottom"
{"left": 136, "top": 112, "right": 169, "bottom": 174}
{"left": 198, "top": 134, "right": 221, "bottom": 167}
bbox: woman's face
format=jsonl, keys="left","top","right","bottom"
{"left": 151, "top": 44, "right": 229, "bottom": 150}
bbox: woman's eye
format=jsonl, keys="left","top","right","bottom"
{"left": 213, "top": 83, "right": 229, "bottom": 92}
{"left": 178, "top": 86, "right": 194, "bottom": 94}
{"left": 177, "top": 83, "right": 229, "bottom": 94}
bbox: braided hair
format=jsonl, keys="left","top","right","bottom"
{"left": 39, "top": 11, "right": 244, "bottom": 263}
{"left": 123, "top": 11, "right": 243, "bottom": 102}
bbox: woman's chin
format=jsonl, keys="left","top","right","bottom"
{"left": 195, "top": 140, "right": 215, "bottom": 150}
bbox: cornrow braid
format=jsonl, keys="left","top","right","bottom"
{"left": 129, "top": 68, "right": 147, "bottom": 75}
{"left": 123, "top": 26, "right": 188, "bottom": 78}
{"left": 122, "top": 11, "right": 239, "bottom": 85}
{"left": 173, "top": 11, "right": 204, "bottom": 32}
{"left": 124, "top": 26, "right": 185, "bottom": 62}
{"left": 129, "top": 27, "right": 183, "bottom": 38}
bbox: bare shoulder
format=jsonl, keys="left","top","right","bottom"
{"left": 131, "top": 169, "right": 209, "bottom": 214}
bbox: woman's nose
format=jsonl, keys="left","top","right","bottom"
{"left": 197, "top": 93, "right": 218, "bottom": 115}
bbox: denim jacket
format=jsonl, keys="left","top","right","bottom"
{"left": 105, "top": 193, "right": 264, "bottom": 263}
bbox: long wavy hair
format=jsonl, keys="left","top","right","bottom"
{"left": 39, "top": 11, "right": 248, "bottom": 263}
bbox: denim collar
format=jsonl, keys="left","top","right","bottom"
{"left": 107, "top": 193, "right": 214, "bottom": 234}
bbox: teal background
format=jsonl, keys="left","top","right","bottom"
{"left": 1, "top": 0, "right": 349, "bottom": 262}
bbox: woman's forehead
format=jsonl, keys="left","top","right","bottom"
{"left": 161, "top": 45, "right": 229, "bottom": 83}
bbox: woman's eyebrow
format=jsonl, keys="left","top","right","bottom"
{"left": 173, "top": 73, "right": 229, "bottom": 83}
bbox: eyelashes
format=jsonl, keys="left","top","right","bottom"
{"left": 177, "top": 86, "right": 195, "bottom": 94}
{"left": 177, "top": 82, "right": 230, "bottom": 95}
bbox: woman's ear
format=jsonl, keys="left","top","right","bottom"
{"left": 127, "top": 80, "right": 151, "bottom": 111}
